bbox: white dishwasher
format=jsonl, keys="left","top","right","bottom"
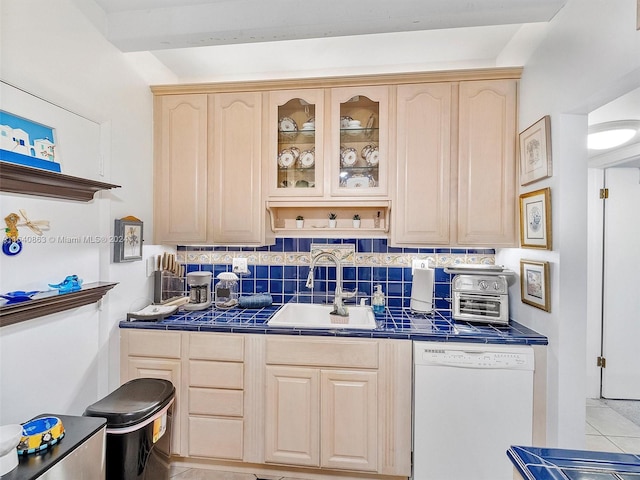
{"left": 413, "top": 341, "right": 534, "bottom": 480}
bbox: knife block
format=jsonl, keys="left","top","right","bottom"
{"left": 153, "top": 270, "right": 185, "bottom": 304}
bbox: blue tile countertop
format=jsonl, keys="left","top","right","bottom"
{"left": 119, "top": 303, "right": 548, "bottom": 345}
{"left": 508, "top": 445, "right": 640, "bottom": 479}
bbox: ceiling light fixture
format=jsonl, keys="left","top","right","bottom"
{"left": 587, "top": 120, "right": 640, "bottom": 151}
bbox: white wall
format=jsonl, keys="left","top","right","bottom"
{"left": 497, "top": 0, "right": 640, "bottom": 448}
{"left": 0, "top": 0, "right": 158, "bottom": 424}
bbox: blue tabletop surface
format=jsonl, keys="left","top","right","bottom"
{"left": 119, "top": 303, "right": 548, "bottom": 345}
{"left": 508, "top": 445, "right": 640, "bottom": 479}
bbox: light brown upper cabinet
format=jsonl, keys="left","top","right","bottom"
{"left": 329, "top": 86, "right": 390, "bottom": 197}
{"left": 391, "top": 79, "right": 518, "bottom": 247}
{"left": 208, "top": 92, "right": 269, "bottom": 245}
{"left": 392, "top": 83, "right": 453, "bottom": 245}
{"left": 267, "top": 86, "right": 389, "bottom": 199}
{"left": 268, "top": 89, "right": 325, "bottom": 197}
{"left": 457, "top": 79, "right": 517, "bottom": 246}
{"left": 152, "top": 69, "right": 520, "bottom": 246}
{"left": 154, "top": 94, "right": 209, "bottom": 244}
{"left": 154, "top": 92, "right": 271, "bottom": 246}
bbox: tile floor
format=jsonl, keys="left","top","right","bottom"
{"left": 168, "top": 399, "right": 640, "bottom": 479}
{"left": 585, "top": 398, "right": 640, "bottom": 454}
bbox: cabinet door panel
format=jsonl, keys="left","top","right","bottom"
{"left": 189, "top": 360, "right": 244, "bottom": 389}
{"left": 264, "top": 366, "right": 320, "bottom": 467}
{"left": 154, "top": 94, "right": 208, "bottom": 243}
{"left": 189, "top": 388, "right": 243, "bottom": 416}
{"left": 126, "top": 330, "right": 182, "bottom": 359}
{"left": 268, "top": 89, "right": 325, "bottom": 197}
{"left": 329, "top": 86, "right": 389, "bottom": 196}
{"left": 126, "top": 358, "right": 182, "bottom": 455}
{"left": 210, "top": 92, "right": 263, "bottom": 244}
{"left": 188, "top": 417, "right": 243, "bottom": 460}
{"left": 189, "top": 332, "right": 244, "bottom": 361}
{"left": 393, "top": 83, "right": 452, "bottom": 245}
{"left": 458, "top": 80, "right": 517, "bottom": 246}
{"left": 321, "top": 370, "right": 378, "bottom": 472}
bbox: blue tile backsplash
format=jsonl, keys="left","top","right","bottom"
{"left": 177, "top": 238, "right": 495, "bottom": 310}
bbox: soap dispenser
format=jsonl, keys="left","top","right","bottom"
{"left": 372, "top": 284, "right": 385, "bottom": 314}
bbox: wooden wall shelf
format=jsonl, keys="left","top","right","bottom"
{"left": 0, "top": 163, "right": 120, "bottom": 201}
{"left": 0, "top": 282, "right": 118, "bottom": 328}
{"left": 266, "top": 200, "right": 390, "bottom": 237}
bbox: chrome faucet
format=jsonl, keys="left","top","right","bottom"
{"left": 305, "top": 252, "right": 356, "bottom": 316}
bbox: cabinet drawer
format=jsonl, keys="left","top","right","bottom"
{"left": 189, "top": 360, "right": 244, "bottom": 389}
{"left": 189, "top": 388, "right": 243, "bottom": 417}
{"left": 188, "top": 417, "right": 243, "bottom": 460}
{"left": 189, "top": 333, "right": 244, "bottom": 361}
{"left": 265, "top": 337, "right": 379, "bottom": 369}
{"left": 126, "top": 330, "right": 181, "bottom": 359}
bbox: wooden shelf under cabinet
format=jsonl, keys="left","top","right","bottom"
{"left": 266, "top": 200, "right": 390, "bottom": 236}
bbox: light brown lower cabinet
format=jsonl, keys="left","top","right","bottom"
{"left": 120, "top": 330, "right": 183, "bottom": 455}
{"left": 121, "top": 330, "right": 412, "bottom": 477}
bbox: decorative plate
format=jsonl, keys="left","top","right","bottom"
{"left": 340, "top": 147, "right": 358, "bottom": 167}
{"left": 278, "top": 117, "right": 297, "bottom": 133}
{"left": 341, "top": 173, "right": 376, "bottom": 188}
{"left": 365, "top": 146, "right": 379, "bottom": 166}
{"left": 299, "top": 149, "right": 315, "bottom": 168}
{"left": 277, "top": 149, "right": 296, "bottom": 168}
{"left": 361, "top": 144, "right": 374, "bottom": 159}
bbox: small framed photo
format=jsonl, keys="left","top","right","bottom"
{"left": 520, "top": 260, "right": 550, "bottom": 312}
{"left": 114, "top": 217, "right": 143, "bottom": 263}
{"left": 519, "top": 115, "right": 552, "bottom": 185}
{"left": 520, "top": 187, "right": 552, "bottom": 250}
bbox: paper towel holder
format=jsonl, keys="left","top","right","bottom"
{"left": 410, "top": 258, "right": 435, "bottom": 313}
{"left": 411, "top": 256, "right": 435, "bottom": 275}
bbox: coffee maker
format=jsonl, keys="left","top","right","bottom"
{"left": 183, "top": 271, "right": 212, "bottom": 311}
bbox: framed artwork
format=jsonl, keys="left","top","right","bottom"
{"left": 520, "top": 187, "right": 552, "bottom": 250}
{"left": 519, "top": 115, "right": 552, "bottom": 185}
{"left": 0, "top": 110, "right": 61, "bottom": 173}
{"left": 520, "top": 260, "right": 550, "bottom": 312}
{"left": 114, "top": 216, "right": 143, "bottom": 262}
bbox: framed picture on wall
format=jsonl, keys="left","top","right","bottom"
{"left": 519, "top": 115, "right": 552, "bottom": 185}
{"left": 519, "top": 187, "right": 552, "bottom": 249}
{"left": 114, "top": 216, "right": 143, "bottom": 262}
{"left": 520, "top": 259, "right": 550, "bottom": 312}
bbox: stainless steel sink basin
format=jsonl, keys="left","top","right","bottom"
{"left": 267, "top": 303, "right": 377, "bottom": 330}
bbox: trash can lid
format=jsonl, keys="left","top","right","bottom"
{"left": 83, "top": 378, "right": 175, "bottom": 429}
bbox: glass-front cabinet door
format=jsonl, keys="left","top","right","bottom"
{"left": 329, "top": 86, "right": 389, "bottom": 196}
{"left": 268, "top": 89, "right": 324, "bottom": 197}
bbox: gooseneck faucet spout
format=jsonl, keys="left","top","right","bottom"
{"left": 306, "top": 252, "right": 356, "bottom": 316}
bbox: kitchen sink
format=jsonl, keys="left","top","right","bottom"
{"left": 267, "top": 303, "right": 377, "bottom": 330}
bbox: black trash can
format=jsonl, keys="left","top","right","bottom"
{"left": 84, "top": 378, "right": 175, "bottom": 480}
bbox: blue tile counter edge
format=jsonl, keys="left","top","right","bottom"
{"left": 507, "top": 445, "right": 640, "bottom": 479}
{"left": 119, "top": 305, "right": 548, "bottom": 345}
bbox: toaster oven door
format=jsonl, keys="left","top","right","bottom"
{"left": 453, "top": 292, "right": 507, "bottom": 323}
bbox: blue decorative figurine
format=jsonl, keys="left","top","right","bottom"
{"left": 49, "top": 275, "right": 83, "bottom": 293}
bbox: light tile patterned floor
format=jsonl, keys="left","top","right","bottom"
{"left": 586, "top": 398, "right": 640, "bottom": 454}
{"left": 169, "top": 399, "right": 640, "bottom": 479}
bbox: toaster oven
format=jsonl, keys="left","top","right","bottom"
{"left": 452, "top": 274, "right": 509, "bottom": 325}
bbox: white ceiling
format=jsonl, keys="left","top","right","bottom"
{"left": 86, "top": 0, "right": 567, "bottom": 84}
{"left": 84, "top": 0, "right": 639, "bottom": 164}
{"left": 92, "top": 0, "right": 568, "bottom": 52}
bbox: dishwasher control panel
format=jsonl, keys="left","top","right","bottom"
{"left": 414, "top": 342, "right": 534, "bottom": 370}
